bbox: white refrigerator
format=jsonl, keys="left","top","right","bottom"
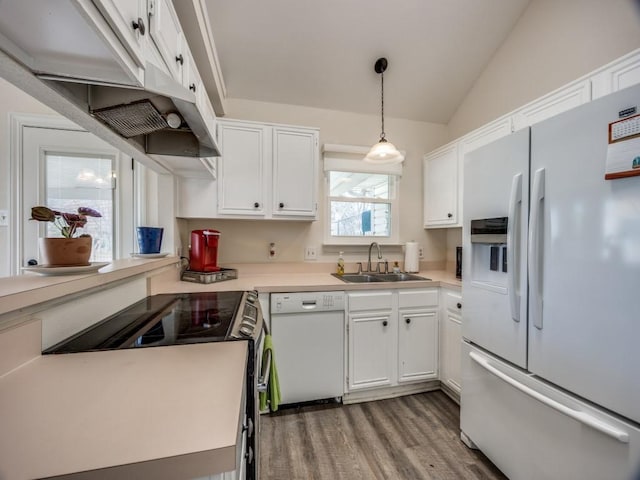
{"left": 461, "top": 84, "right": 640, "bottom": 480}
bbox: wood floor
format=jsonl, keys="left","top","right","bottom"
{"left": 260, "top": 391, "right": 506, "bottom": 480}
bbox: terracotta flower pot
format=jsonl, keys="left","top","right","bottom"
{"left": 39, "top": 236, "right": 92, "bottom": 267}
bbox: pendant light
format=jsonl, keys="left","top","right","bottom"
{"left": 365, "top": 57, "right": 405, "bottom": 164}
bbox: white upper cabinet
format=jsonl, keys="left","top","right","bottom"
{"left": 216, "top": 122, "right": 269, "bottom": 217}
{"left": 424, "top": 49, "right": 640, "bottom": 232}
{"left": 148, "top": 0, "right": 184, "bottom": 81}
{"left": 591, "top": 50, "right": 640, "bottom": 100}
{"left": 459, "top": 117, "right": 513, "bottom": 156}
{"left": 423, "top": 143, "right": 459, "bottom": 228}
{"left": 0, "top": 0, "right": 144, "bottom": 86}
{"left": 213, "top": 119, "right": 319, "bottom": 221}
{"left": 92, "top": 0, "right": 147, "bottom": 69}
{"left": 272, "top": 127, "right": 319, "bottom": 218}
{"left": 511, "top": 80, "right": 591, "bottom": 131}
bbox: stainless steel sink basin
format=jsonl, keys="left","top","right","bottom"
{"left": 333, "top": 273, "right": 384, "bottom": 283}
{"left": 374, "top": 273, "right": 430, "bottom": 282}
{"left": 332, "top": 273, "right": 431, "bottom": 283}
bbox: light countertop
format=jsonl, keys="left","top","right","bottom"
{"left": 0, "top": 323, "right": 247, "bottom": 480}
{"left": 0, "top": 257, "right": 180, "bottom": 317}
{"left": 150, "top": 268, "right": 462, "bottom": 295}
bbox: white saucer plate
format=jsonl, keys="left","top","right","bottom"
{"left": 22, "top": 262, "right": 110, "bottom": 276}
{"left": 130, "top": 252, "right": 170, "bottom": 258}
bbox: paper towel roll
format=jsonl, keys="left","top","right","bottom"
{"left": 404, "top": 241, "right": 419, "bottom": 273}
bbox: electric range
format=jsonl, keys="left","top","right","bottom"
{"left": 43, "top": 291, "right": 264, "bottom": 480}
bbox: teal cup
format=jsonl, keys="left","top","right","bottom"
{"left": 136, "top": 227, "right": 163, "bottom": 254}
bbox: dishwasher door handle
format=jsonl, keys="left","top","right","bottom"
{"left": 301, "top": 300, "right": 318, "bottom": 310}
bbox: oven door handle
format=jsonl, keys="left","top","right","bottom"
{"left": 257, "top": 348, "right": 271, "bottom": 393}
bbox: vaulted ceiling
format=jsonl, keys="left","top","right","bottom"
{"left": 205, "top": 0, "right": 531, "bottom": 123}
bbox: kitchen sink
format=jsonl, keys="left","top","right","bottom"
{"left": 333, "top": 273, "right": 384, "bottom": 283}
{"left": 373, "top": 273, "right": 430, "bottom": 282}
{"left": 332, "top": 273, "right": 431, "bottom": 283}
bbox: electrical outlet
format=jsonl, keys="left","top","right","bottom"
{"left": 418, "top": 246, "right": 424, "bottom": 259}
{"left": 304, "top": 246, "right": 317, "bottom": 260}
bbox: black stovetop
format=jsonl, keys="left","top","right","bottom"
{"left": 44, "top": 291, "right": 245, "bottom": 354}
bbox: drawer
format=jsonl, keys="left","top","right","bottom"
{"left": 398, "top": 289, "right": 438, "bottom": 309}
{"left": 348, "top": 291, "right": 393, "bottom": 312}
{"left": 443, "top": 290, "right": 462, "bottom": 314}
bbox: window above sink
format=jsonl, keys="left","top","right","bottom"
{"left": 323, "top": 144, "right": 403, "bottom": 246}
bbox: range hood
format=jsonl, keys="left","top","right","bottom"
{"left": 41, "top": 62, "right": 220, "bottom": 158}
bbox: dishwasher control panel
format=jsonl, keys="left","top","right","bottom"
{"left": 270, "top": 292, "right": 345, "bottom": 314}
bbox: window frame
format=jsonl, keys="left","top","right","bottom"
{"left": 322, "top": 143, "right": 403, "bottom": 246}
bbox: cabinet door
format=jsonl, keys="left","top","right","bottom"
{"left": 511, "top": 80, "right": 591, "bottom": 131}
{"left": 442, "top": 311, "right": 462, "bottom": 394}
{"left": 423, "top": 144, "right": 458, "bottom": 227}
{"left": 348, "top": 312, "right": 394, "bottom": 390}
{"left": 591, "top": 51, "right": 640, "bottom": 99}
{"left": 398, "top": 310, "right": 438, "bottom": 383}
{"left": 272, "top": 127, "right": 318, "bottom": 218}
{"left": 92, "top": 0, "right": 146, "bottom": 68}
{"left": 217, "top": 123, "right": 269, "bottom": 216}
{"left": 148, "top": 0, "right": 183, "bottom": 80}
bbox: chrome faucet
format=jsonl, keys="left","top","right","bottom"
{"left": 367, "top": 242, "right": 383, "bottom": 272}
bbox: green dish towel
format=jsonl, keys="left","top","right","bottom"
{"left": 259, "top": 334, "right": 281, "bottom": 412}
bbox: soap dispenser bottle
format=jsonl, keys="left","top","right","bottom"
{"left": 337, "top": 251, "right": 345, "bottom": 275}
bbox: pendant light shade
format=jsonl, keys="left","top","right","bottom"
{"left": 364, "top": 57, "right": 404, "bottom": 165}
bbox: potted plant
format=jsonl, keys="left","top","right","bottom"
{"left": 30, "top": 206, "right": 102, "bottom": 266}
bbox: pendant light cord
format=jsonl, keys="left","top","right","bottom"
{"left": 380, "top": 72, "right": 385, "bottom": 141}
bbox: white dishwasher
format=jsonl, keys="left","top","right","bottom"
{"left": 270, "top": 291, "right": 345, "bottom": 405}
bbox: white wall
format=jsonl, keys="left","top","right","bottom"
{"left": 448, "top": 0, "right": 640, "bottom": 139}
{"left": 183, "top": 98, "right": 450, "bottom": 266}
{"left": 0, "top": 78, "right": 57, "bottom": 278}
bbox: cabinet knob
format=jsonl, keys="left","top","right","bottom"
{"left": 382, "top": 320, "right": 388, "bottom": 327}
{"left": 457, "top": 302, "right": 462, "bottom": 309}
{"left": 189, "top": 83, "right": 196, "bottom": 92}
{"left": 405, "top": 318, "right": 411, "bottom": 324}
{"left": 132, "top": 18, "right": 146, "bottom": 35}
{"left": 175, "top": 54, "right": 184, "bottom": 65}
{"left": 278, "top": 202, "right": 284, "bottom": 209}
{"left": 447, "top": 212, "right": 453, "bottom": 218}
{"left": 254, "top": 202, "right": 260, "bottom": 208}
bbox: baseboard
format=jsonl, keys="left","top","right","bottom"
{"left": 439, "top": 382, "right": 460, "bottom": 405}
{"left": 460, "top": 430, "right": 479, "bottom": 450}
{"left": 342, "top": 380, "right": 440, "bottom": 404}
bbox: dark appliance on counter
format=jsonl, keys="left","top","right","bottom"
{"left": 456, "top": 246, "right": 462, "bottom": 279}
{"left": 44, "top": 291, "right": 265, "bottom": 480}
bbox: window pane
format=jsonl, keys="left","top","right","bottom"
{"left": 330, "top": 201, "right": 390, "bottom": 237}
{"left": 46, "top": 154, "right": 114, "bottom": 262}
{"left": 329, "top": 171, "right": 391, "bottom": 199}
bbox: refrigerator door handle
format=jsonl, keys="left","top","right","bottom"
{"left": 469, "top": 351, "right": 630, "bottom": 443}
{"left": 528, "top": 168, "right": 545, "bottom": 330}
{"left": 507, "top": 173, "right": 523, "bottom": 322}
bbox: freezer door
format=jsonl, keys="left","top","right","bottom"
{"left": 461, "top": 342, "right": 640, "bottom": 480}
{"left": 529, "top": 84, "right": 640, "bottom": 424}
{"left": 462, "top": 127, "right": 530, "bottom": 368}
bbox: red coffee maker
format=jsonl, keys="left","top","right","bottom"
{"left": 189, "top": 229, "right": 221, "bottom": 272}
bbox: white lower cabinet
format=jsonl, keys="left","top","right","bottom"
{"left": 398, "top": 310, "right": 438, "bottom": 383}
{"left": 347, "top": 289, "right": 438, "bottom": 393}
{"left": 440, "top": 288, "right": 462, "bottom": 396}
